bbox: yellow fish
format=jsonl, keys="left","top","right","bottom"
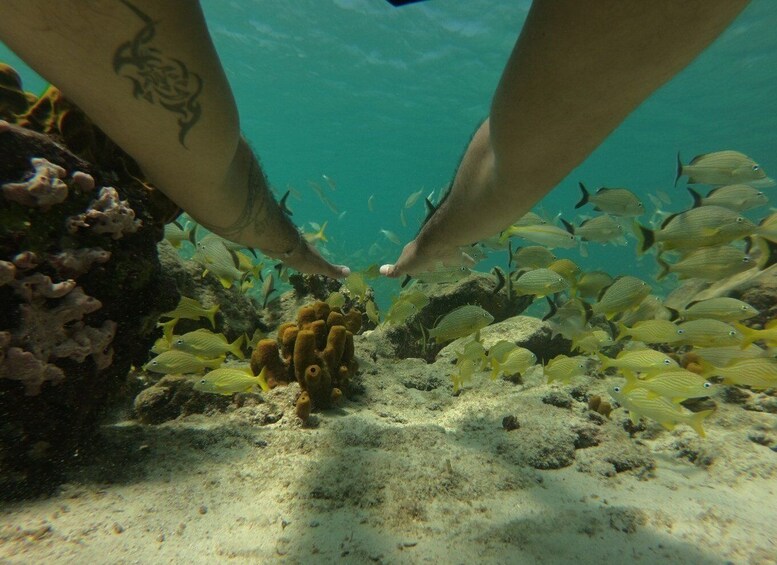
{"left": 675, "top": 150, "right": 767, "bottom": 186}
{"left": 500, "top": 223, "right": 577, "bottom": 249}
{"left": 143, "top": 350, "right": 223, "bottom": 374}
{"left": 617, "top": 320, "right": 684, "bottom": 345}
{"left": 171, "top": 329, "right": 245, "bottom": 360}
{"left": 687, "top": 184, "right": 769, "bottom": 212}
{"left": 574, "top": 271, "right": 614, "bottom": 299}
{"left": 597, "top": 349, "right": 678, "bottom": 376}
{"left": 384, "top": 299, "right": 419, "bottom": 326}
{"left": 734, "top": 320, "right": 777, "bottom": 348}
{"left": 700, "top": 357, "right": 777, "bottom": 389}
{"left": 512, "top": 268, "right": 569, "bottom": 298}
{"left": 194, "top": 366, "right": 269, "bottom": 395}
{"left": 591, "top": 276, "right": 651, "bottom": 319}
{"left": 365, "top": 299, "right": 380, "bottom": 324}
{"left": 676, "top": 319, "right": 742, "bottom": 347}
{"left": 404, "top": 189, "right": 424, "bottom": 209}
{"left": 428, "top": 305, "right": 494, "bottom": 344}
{"left": 675, "top": 297, "right": 759, "bottom": 322}
{"left": 487, "top": 340, "right": 519, "bottom": 379}
{"left": 575, "top": 183, "right": 644, "bottom": 217}
{"left": 326, "top": 291, "right": 347, "bottom": 309}
{"left": 694, "top": 344, "right": 769, "bottom": 368}
{"left": 656, "top": 245, "right": 754, "bottom": 281}
{"left": 609, "top": 385, "right": 713, "bottom": 437}
{"left": 493, "top": 347, "right": 536, "bottom": 379}
{"left": 303, "top": 221, "right": 328, "bottom": 244}
{"left": 160, "top": 296, "right": 219, "bottom": 329}
{"left": 620, "top": 370, "right": 713, "bottom": 403}
{"left": 544, "top": 354, "right": 589, "bottom": 384}
{"left": 344, "top": 272, "right": 368, "bottom": 301}
{"left": 511, "top": 245, "right": 557, "bottom": 270}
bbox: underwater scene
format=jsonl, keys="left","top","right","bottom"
{"left": 1, "top": 0, "right": 777, "bottom": 563}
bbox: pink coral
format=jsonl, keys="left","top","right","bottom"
{"left": 1, "top": 157, "right": 68, "bottom": 209}
{"left": 66, "top": 186, "right": 141, "bottom": 239}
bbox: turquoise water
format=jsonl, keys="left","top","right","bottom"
{"left": 3, "top": 0, "right": 776, "bottom": 303}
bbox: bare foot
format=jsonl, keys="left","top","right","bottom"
{"left": 380, "top": 239, "right": 472, "bottom": 279}
{"left": 283, "top": 240, "right": 350, "bottom": 279}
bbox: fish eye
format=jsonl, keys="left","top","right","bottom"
{"left": 728, "top": 330, "right": 737, "bottom": 336}
{"left": 151, "top": 360, "right": 158, "bottom": 365}
{"left": 677, "top": 329, "right": 685, "bottom": 335}
{"left": 743, "top": 256, "right": 751, "bottom": 263}
{"left": 736, "top": 217, "right": 744, "bottom": 223}
{"left": 613, "top": 386, "right": 621, "bottom": 393}
{"left": 753, "top": 164, "right": 760, "bottom": 171}
{"left": 663, "top": 359, "right": 672, "bottom": 365}
{"left": 741, "top": 305, "right": 749, "bottom": 311}
{"left": 199, "top": 379, "right": 206, "bottom": 384}
{"left": 703, "top": 382, "right": 712, "bottom": 388}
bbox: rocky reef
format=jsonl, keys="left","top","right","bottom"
{"left": 0, "top": 63, "right": 179, "bottom": 498}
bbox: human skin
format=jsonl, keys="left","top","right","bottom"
{"left": 0, "top": 0, "right": 349, "bottom": 278}
{"left": 381, "top": 0, "right": 750, "bottom": 277}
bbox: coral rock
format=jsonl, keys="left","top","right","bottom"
{"left": 66, "top": 186, "right": 141, "bottom": 239}
{"left": 0, "top": 260, "right": 15, "bottom": 286}
{"left": 1, "top": 157, "right": 68, "bottom": 209}
{"left": 0, "top": 346, "right": 65, "bottom": 396}
{"left": 48, "top": 247, "right": 111, "bottom": 278}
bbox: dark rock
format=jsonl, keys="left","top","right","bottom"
{"left": 502, "top": 415, "right": 520, "bottom": 431}
{"left": 132, "top": 375, "right": 232, "bottom": 424}
{"left": 542, "top": 390, "right": 573, "bottom": 409}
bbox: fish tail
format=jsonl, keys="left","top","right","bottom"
{"left": 666, "top": 307, "right": 680, "bottom": 321}
{"left": 615, "top": 322, "right": 629, "bottom": 341}
{"left": 656, "top": 256, "right": 670, "bottom": 281}
{"left": 596, "top": 352, "right": 611, "bottom": 370}
{"left": 205, "top": 356, "right": 224, "bottom": 370}
{"left": 634, "top": 224, "right": 655, "bottom": 255}
{"left": 687, "top": 409, "right": 713, "bottom": 438}
{"left": 687, "top": 186, "right": 702, "bottom": 208}
{"left": 674, "top": 152, "right": 684, "bottom": 187}
{"left": 620, "top": 371, "right": 639, "bottom": 393}
{"left": 206, "top": 305, "right": 219, "bottom": 329}
{"left": 254, "top": 366, "right": 270, "bottom": 392}
{"left": 734, "top": 323, "right": 758, "bottom": 349}
{"left": 229, "top": 335, "right": 246, "bottom": 360}
{"left": 560, "top": 217, "right": 575, "bottom": 235}
{"left": 575, "top": 182, "right": 590, "bottom": 209}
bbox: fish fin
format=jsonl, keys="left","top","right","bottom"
{"left": 560, "top": 218, "right": 575, "bottom": 235}
{"left": 229, "top": 335, "right": 246, "bottom": 360}
{"left": 507, "top": 240, "right": 513, "bottom": 269}
{"left": 595, "top": 352, "right": 610, "bottom": 370}
{"left": 255, "top": 366, "right": 270, "bottom": 392}
{"left": 279, "top": 190, "right": 293, "bottom": 216}
{"left": 634, "top": 224, "right": 654, "bottom": 255}
{"left": 656, "top": 256, "right": 671, "bottom": 281}
{"left": 575, "top": 182, "right": 589, "bottom": 209}
{"left": 688, "top": 410, "right": 713, "bottom": 438}
{"left": 666, "top": 307, "right": 680, "bottom": 321}
{"left": 189, "top": 224, "right": 198, "bottom": 246}
{"left": 218, "top": 276, "right": 233, "bottom": 289}
{"left": 491, "top": 267, "right": 506, "bottom": 295}
{"left": 207, "top": 305, "right": 219, "bottom": 329}
{"left": 687, "top": 186, "right": 702, "bottom": 208}
{"left": 628, "top": 411, "right": 640, "bottom": 426}
{"left": 542, "top": 296, "right": 557, "bottom": 321}
{"left": 615, "top": 322, "right": 629, "bottom": 341}
{"left": 401, "top": 274, "right": 412, "bottom": 288}
{"left": 674, "top": 152, "right": 684, "bottom": 187}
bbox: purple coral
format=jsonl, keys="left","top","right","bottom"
{"left": 1, "top": 157, "right": 68, "bottom": 210}
{"left": 66, "top": 186, "right": 141, "bottom": 239}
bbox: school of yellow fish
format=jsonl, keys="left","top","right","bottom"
{"left": 153, "top": 150, "right": 776, "bottom": 438}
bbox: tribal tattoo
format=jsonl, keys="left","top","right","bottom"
{"left": 113, "top": 0, "right": 203, "bottom": 146}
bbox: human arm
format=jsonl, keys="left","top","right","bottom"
{"left": 381, "top": 0, "right": 749, "bottom": 277}
{"left": 0, "top": 0, "right": 349, "bottom": 278}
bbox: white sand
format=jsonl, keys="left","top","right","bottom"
{"left": 2, "top": 347, "right": 776, "bottom": 564}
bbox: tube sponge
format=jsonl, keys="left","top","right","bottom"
{"left": 326, "top": 310, "right": 345, "bottom": 330}
{"left": 295, "top": 391, "right": 312, "bottom": 423}
{"left": 296, "top": 306, "right": 317, "bottom": 329}
{"left": 250, "top": 339, "right": 287, "bottom": 387}
{"left": 343, "top": 310, "right": 362, "bottom": 334}
{"left": 293, "top": 330, "right": 318, "bottom": 386}
{"left": 322, "top": 325, "right": 346, "bottom": 373}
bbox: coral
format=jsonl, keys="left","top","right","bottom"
{"left": 249, "top": 300, "right": 362, "bottom": 412}
{"left": 48, "top": 247, "right": 111, "bottom": 278}
{"left": 250, "top": 339, "right": 288, "bottom": 387}
{"left": 295, "top": 391, "right": 312, "bottom": 422}
{"left": 1, "top": 157, "right": 67, "bottom": 210}
{"left": 0, "top": 346, "right": 65, "bottom": 396}
{"left": 66, "top": 186, "right": 141, "bottom": 239}
{"left": 0, "top": 259, "right": 15, "bottom": 285}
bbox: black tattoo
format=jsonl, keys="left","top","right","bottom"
{"left": 198, "top": 154, "right": 269, "bottom": 239}
{"left": 113, "top": 0, "right": 203, "bottom": 146}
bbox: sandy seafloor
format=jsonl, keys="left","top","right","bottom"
{"left": 2, "top": 326, "right": 777, "bottom": 565}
